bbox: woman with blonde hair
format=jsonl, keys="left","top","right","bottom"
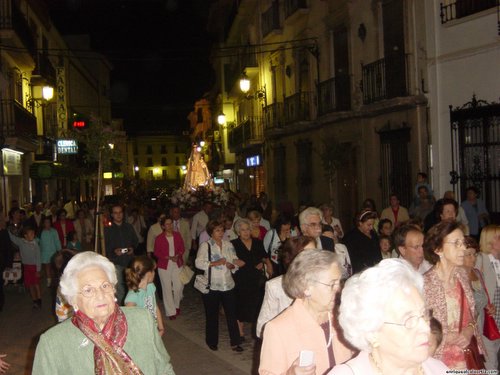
{"left": 475, "top": 225, "right": 500, "bottom": 370}
{"left": 247, "top": 210, "right": 267, "bottom": 240}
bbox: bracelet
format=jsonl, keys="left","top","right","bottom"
{"left": 467, "top": 321, "right": 476, "bottom": 329}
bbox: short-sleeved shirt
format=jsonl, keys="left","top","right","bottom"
{"left": 125, "top": 283, "right": 158, "bottom": 321}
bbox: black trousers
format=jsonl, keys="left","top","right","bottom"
{"left": 201, "top": 289, "right": 240, "bottom": 347}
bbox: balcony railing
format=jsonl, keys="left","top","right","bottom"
{"left": 284, "top": 0, "right": 308, "bottom": 19}
{"left": 440, "top": 0, "right": 496, "bottom": 23}
{"left": 264, "top": 102, "right": 284, "bottom": 130}
{"left": 361, "top": 55, "right": 408, "bottom": 105}
{"left": 284, "top": 92, "right": 311, "bottom": 124}
{"left": 32, "top": 53, "right": 56, "bottom": 83}
{"left": 318, "top": 75, "right": 351, "bottom": 115}
{"left": 0, "top": 99, "right": 37, "bottom": 138}
{"left": 228, "top": 117, "right": 264, "bottom": 151}
{"left": 0, "top": 0, "right": 36, "bottom": 56}
{"left": 241, "top": 45, "right": 257, "bottom": 70}
{"left": 262, "top": 1, "right": 280, "bottom": 37}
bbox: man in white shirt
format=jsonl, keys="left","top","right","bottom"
{"left": 392, "top": 223, "right": 431, "bottom": 274}
{"left": 190, "top": 201, "right": 213, "bottom": 251}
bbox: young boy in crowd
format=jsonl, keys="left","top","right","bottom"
{"left": 379, "top": 235, "right": 393, "bottom": 259}
{"left": 9, "top": 226, "right": 42, "bottom": 308}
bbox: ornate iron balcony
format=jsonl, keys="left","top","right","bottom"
{"left": 440, "top": 0, "right": 496, "bottom": 23}
{"left": 228, "top": 117, "right": 264, "bottom": 152}
{"left": 284, "top": 92, "right": 311, "bottom": 124}
{"left": 262, "top": 1, "right": 280, "bottom": 37}
{"left": 0, "top": 0, "right": 36, "bottom": 56}
{"left": 264, "top": 102, "right": 284, "bottom": 130}
{"left": 318, "top": 75, "right": 351, "bottom": 115}
{"left": 361, "top": 54, "right": 408, "bottom": 105}
{"left": 0, "top": 99, "right": 37, "bottom": 138}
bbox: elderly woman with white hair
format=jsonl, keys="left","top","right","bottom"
{"left": 231, "top": 218, "right": 273, "bottom": 339}
{"left": 329, "top": 259, "right": 448, "bottom": 375}
{"left": 32, "top": 251, "right": 175, "bottom": 375}
{"left": 259, "top": 250, "right": 353, "bottom": 375}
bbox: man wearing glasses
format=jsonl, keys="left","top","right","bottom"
{"left": 299, "top": 207, "right": 334, "bottom": 251}
{"left": 393, "top": 223, "right": 432, "bottom": 274}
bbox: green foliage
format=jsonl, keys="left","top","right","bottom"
{"left": 67, "top": 116, "right": 121, "bottom": 171}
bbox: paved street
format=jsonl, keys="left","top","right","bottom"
{"left": 0, "top": 281, "right": 259, "bottom": 374}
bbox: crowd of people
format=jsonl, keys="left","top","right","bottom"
{"left": 0, "top": 176, "right": 498, "bottom": 374}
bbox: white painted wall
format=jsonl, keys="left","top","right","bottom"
{"left": 425, "top": 1, "right": 500, "bottom": 199}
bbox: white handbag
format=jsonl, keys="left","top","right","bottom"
{"left": 194, "top": 274, "right": 210, "bottom": 294}
{"left": 179, "top": 265, "right": 194, "bottom": 285}
{"left": 194, "top": 243, "right": 212, "bottom": 294}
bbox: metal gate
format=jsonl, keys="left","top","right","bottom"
{"left": 450, "top": 95, "right": 500, "bottom": 223}
{"left": 378, "top": 127, "right": 412, "bottom": 208}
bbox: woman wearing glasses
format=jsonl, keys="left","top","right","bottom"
{"left": 423, "top": 220, "right": 485, "bottom": 369}
{"left": 33, "top": 251, "right": 175, "bottom": 374}
{"left": 259, "top": 250, "right": 353, "bottom": 375}
{"left": 329, "top": 259, "right": 448, "bottom": 374}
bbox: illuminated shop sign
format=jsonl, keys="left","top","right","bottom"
{"left": 57, "top": 139, "right": 78, "bottom": 154}
{"left": 2, "top": 148, "right": 23, "bottom": 175}
{"left": 246, "top": 155, "right": 260, "bottom": 167}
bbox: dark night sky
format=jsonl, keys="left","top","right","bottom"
{"left": 46, "top": 0, "right": 215, "bottom": 134}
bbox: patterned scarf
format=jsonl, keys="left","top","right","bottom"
{"left": 72, "top": 304, "right": 144, "bottom": 375}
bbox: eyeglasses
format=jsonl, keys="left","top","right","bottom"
{"left": 384, "top": 310, "right": 432, "bottom": 330}
{"left": 306, "top": 222, "right": 322, "bottom": 228}
{"left": 443, "top": 239, "right": 466, "bottom": 248}
{"left": 311, "top": 279, "right": 341, "bottom": 291}
{"left": 464, "top": 252, "right": 478, "bottom": 257}
{"left": 79, "top": 282, "right": 115, "bottom": 298}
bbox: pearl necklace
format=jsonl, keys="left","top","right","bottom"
{"left": 369, "top": 352, "right": 424, "bottom": 375}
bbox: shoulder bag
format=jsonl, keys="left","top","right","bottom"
{"left": 477, "top": 271, "right": 500, "bottom": 340}
{"left": 194, "top": 243, "right": 211, "bottom": 294}
{"left": 179, "top": 265, "right": 194, "bottom": 285}
{"left": 459, "top": 282, "right": 485, "bottom": 370}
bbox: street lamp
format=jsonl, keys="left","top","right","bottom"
{"left": 27, "top": 84, "right": 55, "bottom": 109}
{"left": 42, "top": 86, "right": 54, "bottom": 101}
{"left": 217, "top": 112, "right": 226, "bottom": 125}
{"left": 239, "top": 74, "right": 250, "bottom": 94}
{"left": 239, "top": 73, "right": 266, "bottom": 105}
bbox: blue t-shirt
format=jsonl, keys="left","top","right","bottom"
{"left": 124, "top": 283, "right": 157, "bottom": 321}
